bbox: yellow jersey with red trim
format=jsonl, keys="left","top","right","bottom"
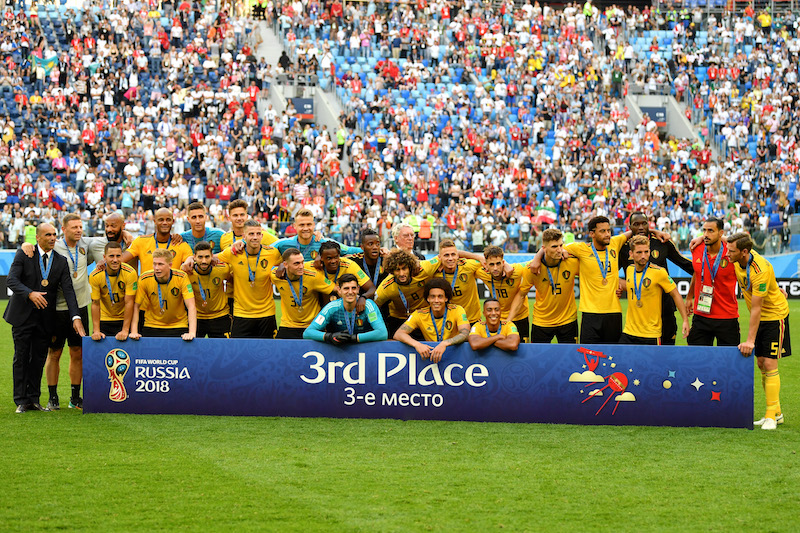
{"left": 437, "top": 258, "right": 482, "bottom": 323}
{"left": 520, "top": 257, "right": 579, "bottom": 327}
{"left": 375, "top": 258, "right": 441, "bottom": 319}
{"left": 469, "top": 320, "right": 519, "bottom": 338}
{"left": 403, "top": 304, "right": 469, "bottom": 342}
{"left": 217, "top": 246, "right": 282, "bottom": 318}
{"left": 270, "top": 267, "right": 337, "bottom": 328}
{"left": 565, "top": 234, "right": 627, "bottom": 314}
{"left": 126, "top": 235, "right": 194, "bottom": 273}
{"left": 187, "top": 264, "right": 231, "bottom": 320}
{"left": 623, "top": 264, "right": 676, "bottom": 339}
{"left": 733, "top": 251, "right": 789, "bottom": 322}
{"left": 89, "top": 263, "right": 139, "bottom": 321}
{"left": 135, "top": 269, "right": 194, "bottom": 329}
{"left": 474, "top": 263, "right": 529, "bottom": 321}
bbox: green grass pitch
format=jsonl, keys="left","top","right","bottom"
{"left": 0, "top": 300, "right": 798, "bottom": 532}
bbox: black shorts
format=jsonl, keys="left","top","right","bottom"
{"left": 513, "top": 317, "right": 530, "bottom": 343}
{"left": 755, "top": 316, "right": 792, "bottom": 359}
{"left": 197, "top": 315, "right": 231, "bottom": 338}
{"left": 531, "top": 320, "right": 578, "bottom": 344}
{"left": 619, "top": 332, "right": 660, "bottom": 345}
{"left": 687, "top": 315, "right": 740, "bottom": 347}
{"left": 660, "top": 308, "right": 678, "bottom": 346}
{"left": 276, "top": 326, "right": 305, "bottom": 339}
{"left": 385, "top": 316, "right": 406, "bottom": 339}
{"left": 99, "top": 320, "right": 124, "bottom": 337}
{"left": 141, "top": 326, "right": 189, "bottom": 338}
{"left": 50, "top": 307, "right": 90, "bottom": 349}
{"left": 580, "top": 313, "right": 622, "bottom": 344}
{"left": 231, "top": 315, "right": 277, "bottom": 339}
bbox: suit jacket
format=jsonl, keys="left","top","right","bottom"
{"left": 4, "top": 248, "right": 80, "bottom": 332}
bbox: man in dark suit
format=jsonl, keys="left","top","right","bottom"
{"left": 4, "top": 223, "right": 86, "bottom": 413}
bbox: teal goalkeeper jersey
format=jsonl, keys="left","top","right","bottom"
{"left": 303, "top": 299, "right": 388, "bottom": 342}
{"left": 273, "top": 236, "right": 362, "bottom": 261}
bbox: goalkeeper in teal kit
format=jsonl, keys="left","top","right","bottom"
{"left": 304, "top": 274, "right": 388, "bottom": 344}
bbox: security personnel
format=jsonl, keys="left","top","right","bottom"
{"left": 374, "top": 249, "right": 441, "bottom": 337}
{"left": 468, "top": 299, "right": 521, "bottom": 351}
{"left": 621, "top": 236, "right": 690, "bottom": 344}
{"left": 89, "top": 241, "right": 138, "bottom": 341}
{"left": 393, "top": 278, "right": 470, "bottom": 363}
{"left": 727, "top": 233, "right": 791, "bottom": 431}
{"left": 619, "top": 212, "right": 694, "bottom": 345}
{"left": 303, "top": 273, "right": 388, "bottom": 344}
{"left": 516, "top": 228, "right": 580, "bottom": 344}
{"left": 216, "top": 220, "right": 282, "bottom": 338}
{"left": 130, "top": 248, "right": 197, "bottom": 340}
{"left": 271, "top": 247, "right": 337, "bottom": 339}
{"left": 188, "top": 241, "right": 232, "bottom": 338}
{"left": 475, "top": 246, "right": 530, "bottom": 341}
{"left": 123, "top": 207, "right": 193, "bottom": 272}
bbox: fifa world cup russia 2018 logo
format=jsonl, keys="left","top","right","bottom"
{"left": 106, "top": 349, "right": 130, "bottom": 402}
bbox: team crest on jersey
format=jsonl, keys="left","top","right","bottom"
{"left": 562, "top": 270, "right": 571, "bottom": 280}
{"left": 652, "top": 250, "right": 660, "bottom": 259}
{"left": 644, "top": 278, "right": 652, "bottom": 288}
{"left": 310, "top": 251, "right": 318, "bottom": 259}
{"left": 260, "top": 259, "right": 268, "bottom": 269}
{"left": 117, "top": 281, "right": 125, "bottom": 291}
{"left": 507, "top": 279, "right": 515, "bottom": 286}
{"left": 212, "top": 277, "right": 221, "bottom": 285}
{"left": 356, "top": 317, "right": 364, "bottom": 327}
{"left": 417, "top": 281, "right": 424, "bottom": 287}
{"left": 609, "top": 249, "right": 617, "bottom": 258}
{"left": 459, "top": 273, "right": 468, "bottom": 282}
{"left": 445, "top": 320, "right": 453, "bottom": 330}
{"left": 79, "top": 247, "right": 86, "bottom": 255}
{"left": 721, "top": 259, "right": 729, "bottom": 268}
{"left": 171, "top": 287, "right": 180, "bottom": 296}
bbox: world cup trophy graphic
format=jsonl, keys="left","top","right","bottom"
{"left": 106, "top": 349, "right": 130, "bottom": 402}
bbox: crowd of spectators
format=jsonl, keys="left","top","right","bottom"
{"left": 0, "top": 0, "right": 798, "bottom": 256}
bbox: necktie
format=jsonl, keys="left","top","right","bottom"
{"left": 43, "top": 253, "right": 48, "bottom": 269}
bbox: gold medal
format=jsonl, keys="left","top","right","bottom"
{"left": 73, "top": 272, "right": 78, "bottom": 278}
{"left": 602, "top": 278, "right": 608, "bottom": 286}
{"left": 41, "top": 279, "right": 49, "bottom": 287}
{"left": 636, "top": 300, "right": 643, "bottom": 308}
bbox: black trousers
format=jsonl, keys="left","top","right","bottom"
{"left": 12, "top": 320, "right": 50, "bottom": 406}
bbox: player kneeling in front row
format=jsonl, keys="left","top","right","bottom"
{"left": 726, "top": 233, "right": 791, "bottom": 431}
{"left": 130, "top": 249, "right": 197, "bottom": 340}
{"left": 304, "top": 273, "right": 388, "bottom": 344}
{"left": 620, "top": 235, "right": 690, "bottom": 344}
{"left": 468, "top": 299, "right": 520, "bottom": 351}
{"left": 393, "top": 278, "right": 470, "bottom": 363}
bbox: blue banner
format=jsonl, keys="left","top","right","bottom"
{"left": 83, "top": 339, "right": 753, "bottom": 428}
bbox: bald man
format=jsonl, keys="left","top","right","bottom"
{"left": 86, "top": 212, "right": 129, "bottom": 266}
{"left": 122, "top": 208, "right": 193, "bottom": 273}
{"left": 5, "top": 224, "right": 85, "bottom": 413}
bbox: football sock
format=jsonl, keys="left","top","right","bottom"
{"left": 764, "top": 369, "right": 780, "bottom": 420}
{"left": 71, "top": 384, "right": 81, "bottom": 400}
{"left": 48, "top": 385, "right": 58, "bottom": 399}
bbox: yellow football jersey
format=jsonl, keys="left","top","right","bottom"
{"left": 220, "top": 230, "right": 278, "bottom": 250}
{"left": 733, "top": 251, "right": 789, "bottom": 322}
{"left": 187, "top": 264, "right": 231, "bottom": 320}
{"left": 270, "top": 267, "right": 337, "bottom": 328}
{"left": 520, "top": 257, "right": 579, "bottom": 327}
{"left": 623, "top": 265, "right": 676, "bottom": 339}
{"left": 375, "top": 258, "right": 441, "bottom": 319}
{"left": 437, "top": 258, "right": 482, "bottom": 323}
{"left": 404, "top": 303, "right": 470, "bottom": 342}
{"left": 303, "top": 256, "right": 370, "bottom": 287}
{"left": 217, "top": 246, "right": 282, "bottom": 318}
{"left": 89, "top": 263, "right": 139, "bottom": 321}
{"left": 136, "top": 269, "right": 194, "bottom": 329}
{"left": 469, "top": 320, "right": 519, "bottom": 338}
{"left": 565, "top": 234, "right": 627, "bottom": 314}
{"left": 127, "top": 235, "right": 193, "bottom": 273}
{"left": 474, "top": 263, "right": 529, "bottom": 321}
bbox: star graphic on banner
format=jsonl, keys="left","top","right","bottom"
{"left": 629, "top": 369, "right": 633, "bottom": 372}
{"left": 691, "top": 378, "right": 704, "bottom": 391}
{"left": 633, "top": 379, "right": 640, "bottom": 386}
{"left": 711, "top": 391, "right": 721, "bottom": 401}
{"left": 668, "top": 370, "right": 676, "bottom": 378}
{"left": 608, "top": 357, "right": 613, "bottom": 361}
{"left": 582, "top": 364, "right": 586, "bottom": 369}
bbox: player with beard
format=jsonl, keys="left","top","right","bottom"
{"left": 374, "top": 249, "right": 441, "bottom": 337}
{"left": 123, "top": 208, "right": 193, "bottom": 272}
{"left": 477, "top": 246, "right": 531, "bottom": 342}
{"left": 220, "top": 199, "right": 278, "bottom": 250}
{"left": 188, "top": 241, "right": 232, "bottom": 338}
{"left": 618, "top": 212, "right": 694, "bottom": 345}
{"left": 308, "top": 241, "right": 375, "bottom": 302}
{"left": 89, "top": 241, "right": 137, "bottom": 341}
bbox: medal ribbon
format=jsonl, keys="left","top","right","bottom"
{"left": 490, "top": 278, "right": 497, "bottom": 299}
{"left": 364, "top": 257, "right": 382, "bottom": 286}
{"left": 431, "top": 306, "right": 449, "bottom": 342}
{"left": 39, "top": 251, "right": 53, "bottom": 281}
{"left": 443, "top": 264, "right": 459, "bottom": 291}
{"left": 701, "top": 246, "right": 723, "bottom": 287}
{"left": 633, "top": 264, "right": 649, "bottom": 304}
{"left": 157, "top": 272, "right": 171, "bottom": 312}
{"left": 398, "top": 289, "right": 409, "bottom": 313}
{"left": 154, "top": 235, "right": 171, "bottom": 250}
{"left": 288, "top": 275, "right": 304, "bottom": 307}
{"left": 343, "top": 307, "right": 356, "bottom": 335}
{"left": 105, "top": 269, "right": 118, "bottom": 303}
{"left": 544, "top": 260, "right": 560, "bottom": 294}
{"left": 591, "top": 243, "right": 609, "bottom": 282}
{"left": 485, "top": 324, "right": 500, "bottom": 337}
{"left": 246, "top": 246, "right": 261, "bottom": 282}
{"left": 195, "top": 267, "right": 209, "bottom": 303}
{"left": 64, "top": 238, "right": 79, "bottom": 275}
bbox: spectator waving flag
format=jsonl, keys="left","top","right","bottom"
{"left": 534, "top": 206, "right": 557, "bottom": 225}
{"left": 33, "top": 55, "right": 58, "bottom": 76}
